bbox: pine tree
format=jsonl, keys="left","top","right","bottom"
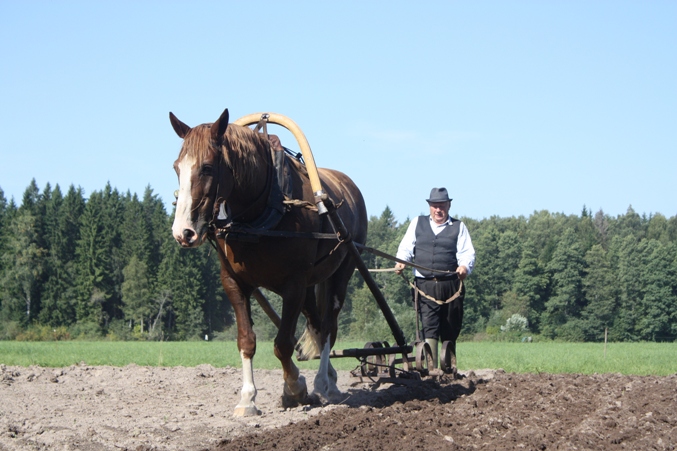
{"left": 541, "top": 228, "right": 585, "bottom": 339}
{"left": 0, "top": 211, "right": 46, "bottom": 324}
{"left": 42, "top": 185, "right": 85, "bottom": 326}
{"left": 0, "top": 187, "right": 8, "bottom": 271}
{"left": 496, "top": 230, "right": 522, "bottom": 298}
{"left": 141, "top": 186, "right": 168, "bottom": 283}
{"left": 513, "top": 237, "right": 549, "bottom": 332}
{"left": 121, "top": 255, "right": 152, "bottom": 334}
{"left": 593, "top": 209, "right": 610, "bottom": 249}
{"left": 73, "top": 191, "right": 111, "bottom": 328}
{"left": 580, "top": 244, "right": 618, "bottom": 340}
{"left": 466, "top": 223, "right": 501, "bottom": 327}
{"left": 39, "top": 184, "right": 68, "bottom": 326}
{"left": 608, "top": 235, "right": 641, "bottom": 341}
{"left": 611, "top": 206, "right": 645, "bottom": 241}
{"left": 646, "top": 213, "right": 670, "bottom": 244}
{"left": 120, "top": 193, "right": 152, "bottom": 264}
{"left": 155, "top": 230, "right": 205, "bottom": 340}
{"left": 635, "top": 240, "right": 677, "bottom": 341}
{"left": 100, "top": 184, "right": 126, "bottom": 323}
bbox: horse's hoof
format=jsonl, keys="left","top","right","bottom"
{"left": 305, "top": 392, "right": 323, "bottom": 406}
{"left": 281, "top": 393, "right": 308, "bottom": 409}
{"left": 233, "top": 406, "right": 261, "bottom": 417}
{"left": 327, "top": 387, "right": 343, "bottom": 403}
{"left": 281, "top": 381, "right": 309, "bottom": 409}
{"left": 281, "top": 387, "right": 309, "bottom": 409}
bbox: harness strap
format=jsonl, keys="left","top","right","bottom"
{"left": 216, "top": 227, "right": 338, "bottom": 240}
{"left": 403, "top": 275, "right": 464, "bottom": 305}
{"left": 283, "top": 198, "right": 318, "bottom": 211}
{"left": 354, "top": 243, "right": 459, "bottom": 278}
{"left": 253, "top": 114, "right": 270, "bottom": 139}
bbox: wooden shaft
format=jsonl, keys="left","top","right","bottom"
{"left": 252, "top": 288, "right": 281, "bottom": 329}
{"left": 326, "top": 208, "right": 407, "bottom": 348}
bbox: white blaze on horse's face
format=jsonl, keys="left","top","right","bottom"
{"left": 172, "top": 154, "right": 203, "bottom": 247}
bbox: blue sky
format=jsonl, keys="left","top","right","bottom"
{"left": 1, "top": 1, "right": 675, "bottom": 223}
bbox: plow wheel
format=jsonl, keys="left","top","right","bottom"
{"left": 388, "top": 352, "right": 398, "bottom": 378}
{"left": 414, "top": 341, "right": 434, "bottom": 376}
{"left": 440, "top": 340, "right": 457, "bottom": 374}
{"left": 361, "top": 342, "right": 384, "bottom": 376}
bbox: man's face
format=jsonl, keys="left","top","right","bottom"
{"left": 428, "top": 201, "right": 450, "bottom": 224}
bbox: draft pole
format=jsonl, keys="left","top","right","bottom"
{"left": 323, "top": 203, "right": 410, "bottom": 371}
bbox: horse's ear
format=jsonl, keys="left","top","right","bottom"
{"left": 211, "top": 108, "right": 230, "bottom": 144}
{"left": 169, "top": 112, "right": 191, "bottom": 138}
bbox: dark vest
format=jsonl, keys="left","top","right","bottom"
{"left": 414, "top": 215, "right": 460, "bottom": 277}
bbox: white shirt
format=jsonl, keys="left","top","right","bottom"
{"left": 396, "top": 215, "right": 476, "bottom": 278}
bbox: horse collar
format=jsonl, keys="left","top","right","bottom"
{"left": 215, "top": 146, "right": 290, "bottom": 232}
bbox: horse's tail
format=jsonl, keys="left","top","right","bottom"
{"left": 296, "top": 325, "right": 321, "bottom": 361}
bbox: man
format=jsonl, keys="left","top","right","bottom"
{"left": 394, "top": 187, "right": 475, "bottom": 371}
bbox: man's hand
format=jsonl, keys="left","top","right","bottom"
{"left": 456, "top": 265, "right": 468, "bottom": 281}
{"left": 394, "top": 262, "right": 406, "bottom": 275}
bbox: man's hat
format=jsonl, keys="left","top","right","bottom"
{"left": 426, "top": 187, "right": 452, "bottom": 203}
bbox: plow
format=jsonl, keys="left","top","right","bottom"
{"left": 228, "top": 112, "right": 459, "bottom": 382}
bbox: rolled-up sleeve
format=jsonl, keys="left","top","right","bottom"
{"left": 396, "top": 217, "right": 419, "bottom": 263}
{"left": 456, "top": 222, "right": 476, "bottom": 274}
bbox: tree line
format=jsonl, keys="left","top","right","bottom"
{"left": 1, "top": 180, "right": 676, "bottom": 342}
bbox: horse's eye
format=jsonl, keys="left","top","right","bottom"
{"left": 200, "top": 165, "right": 213, "bottom": 176}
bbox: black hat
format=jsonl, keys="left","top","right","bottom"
{"left": 426, "top": 187, "right": 452, "bottom": 203}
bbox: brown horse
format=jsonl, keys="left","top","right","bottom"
{"left": 169, "top": 108, "right": 368, "bottom": 416}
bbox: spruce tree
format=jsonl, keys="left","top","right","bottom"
{"left": 635, "top": 240, "right": 676, "bottom": 341}
{"left": 0, "top": 211, "right": 46, "bottom": 324}
{"left": 580, "top": 244, "right": 618, "bottom": 340}
{"left": 541, "top": 228, "right": 585, "bottom": 339}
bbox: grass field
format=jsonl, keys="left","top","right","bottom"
{"left": 1, "top": 340, "right": 675, "bottom": 376}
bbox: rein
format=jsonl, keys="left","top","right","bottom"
{"left": 213, "top": 226, "right": 459, "bottom": 278}
{"left": 210, "top": 223, "right": 463, "bottom": 305}
{"left": 354, "top": 243, "right": 460, "bottom": 279}
{"left": 357, "top": 243, "right": 463, "bottom": 305}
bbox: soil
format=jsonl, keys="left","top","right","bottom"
{"left": 1, "top": 363, "right": 676, "bottom": 451}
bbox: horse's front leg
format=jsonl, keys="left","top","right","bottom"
{"left": 276, "top": 281, "right": 309, "bottom": 408}
{"left": 220, "top": 272, "right": 260, "bottom": 416}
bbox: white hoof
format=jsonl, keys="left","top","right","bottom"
{"left": 233, "top": 405, "right": 261, "bottom": 417}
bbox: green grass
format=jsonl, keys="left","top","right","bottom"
{"left": 456, "top": 341, "right": 677, "bottom": 376}
{"left": 0, "top": 341, "right": 366, "bottom": 371}
{"left": 1, "top": 341, "right": 675, "bottom": 376}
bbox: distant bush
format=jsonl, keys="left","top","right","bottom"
{"left": 0, "top": 321, "right": 23, "bottom": 340}
{"left": 15, "top": 324, "right": 71, "bottom": 341}
{"left": 501, "top": 314, "right": 529, "bottom": 332}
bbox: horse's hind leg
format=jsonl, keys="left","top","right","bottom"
{"left": 275, "top": 281, "right": 309, "bottom": 408}
{"left": 312, "top": 258, "right": 354, "bottom": 402}
{"left": 296, "top": 287, "right": 322, "bottom": 362}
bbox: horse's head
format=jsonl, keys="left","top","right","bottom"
{"left": 170, "top": 108, "right": 234, "bottom": 248}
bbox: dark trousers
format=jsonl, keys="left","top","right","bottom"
{"left": 416, "top": 278, "right": 465, "bottom": 342}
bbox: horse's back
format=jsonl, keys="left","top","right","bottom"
{"left": 317, "top": 167, "right": 368, "bottom": 243}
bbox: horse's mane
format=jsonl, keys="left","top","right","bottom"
{"left": 179, "top": 123, "right": 270, "bottom": 187}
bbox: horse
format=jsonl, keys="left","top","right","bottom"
{"left": 169, "top": 108, "right": 368, "bottom": 416}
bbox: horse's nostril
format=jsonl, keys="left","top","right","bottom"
{"left": 182, "top": 228, "right": 196, "bottom": 242}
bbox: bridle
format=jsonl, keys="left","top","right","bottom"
{"left": 203, "top": 135, "right": 277, "bottom": 242}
